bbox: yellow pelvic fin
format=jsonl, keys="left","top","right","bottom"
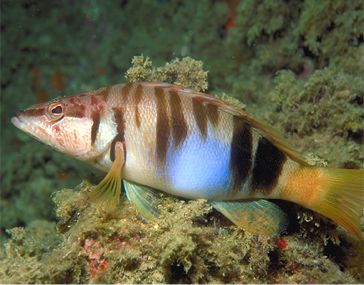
{"left": 123, "top": 180, "right": 161, "bottom": 220}
{"left": 88, "top": 141, "right": 125, "bottom": 208}
{"left": 309, "top": 168, "right": 364, "bottom": 239}
{"left": 211, "top": 200, "right": 288, "bottom": 235}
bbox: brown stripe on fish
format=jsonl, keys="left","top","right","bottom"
{"left": 155, "top": 87, "right": 170, "bottom": 165}
{"left": 192, "top": 97, "right": 207, "bottom": 138}
{"left": 229, "top": 117, "right": 252, "bottom": 191}
{"left": 66, "top": 104, "right": 85, "bottom": 118}
{"left": 110, "top": 134, "right": 124, "bottom": 162}
{"left": 169, "top": 90, "right": 187, "bottom": 148}
{"left": 206, "top": 103, "right": 219, "bottom": 127}
{"left": 90, "top": 111, "right": 100, "bottom": 146}
{"left": 121, "top": 82, "right": 133, "bottom": 102}
{"left": 134, "top": 84, "right": 143, "bottom": 128}
{"left": 97, "top": 86, "right": 112, "bottom": 101}
{"left": 250, "top": 137, "right": 286, "bottom": 195}
{"left": 110, "top": 107, "right": 125, "bottom": 161}
{"left": 22, "top": 108, "right": 45, "bottom": 117}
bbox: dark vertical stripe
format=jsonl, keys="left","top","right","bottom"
{"left": 229, "top": 118, "right": 252, "bottom": 191}
{"left": 98, "top": 86, "right": 111, "bottom": 101}
{"left": 110, "top": 107, "right": 125, "bottom": 161}
{"left": 155, "top": 87, "right": 170, "bottom": 165}
{"left": 192, "top": 97, "right": 207, "bottom": 138}
{"left": 169, "top": 90, "right": 187, "bottom": 148}
{"left": 251, "top": 137, "right": 286, "bottom": 195}
{"left": 134, "top": 84, "right": 143, "bottom": 128}
{"left": 113, "top": 107, "right": 125, "bottom": 138}
{"left": 91, "top": 112, "right": 100, "bottom": 146}
{"left": 110, "top": 134, "right": 124, "bottom": 162}
{"left": 121, "top": 83, "right": 133, "bottom": 102}
{"left": 206, "top": 103, "right": 219, "bottom": 127}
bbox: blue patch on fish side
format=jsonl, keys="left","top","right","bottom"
{"left": 167, "top": 131, "right": 231, "bottom": 199}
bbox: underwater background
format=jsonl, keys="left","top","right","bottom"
{"left": 0, "top": 0, "right": 363, "bottom": 283}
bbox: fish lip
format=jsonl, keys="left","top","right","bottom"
{"left": 11, "top": 114, "right": 27, "bottom": 130}
{"left": 11, "top": 114, "right": 46, "bottom": 143}
{"left": 11, "top": 114, "right": 31, "bottom": 133}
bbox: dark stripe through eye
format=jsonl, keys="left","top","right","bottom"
{"left": 52, "top": 106, "right": 63, "bottom": 114}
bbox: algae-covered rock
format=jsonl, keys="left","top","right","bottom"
{"left": 0, "top": 182, "right": 273, "bottom": 283}
{"left": 1, "top": 181, "right": 362, "bottom": 283}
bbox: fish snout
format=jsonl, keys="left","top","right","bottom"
{"left": 11, "top": 113, "right": 26, "bottom": 129}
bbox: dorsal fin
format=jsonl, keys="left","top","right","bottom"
{"left": 234, "top": 111, "right": 309, "bottom": 166}
{"left": 146, "top": 82, "right": 308, "bottom": 166}
{"left": 210, "top": 96, "right": 308, "bottom": 166}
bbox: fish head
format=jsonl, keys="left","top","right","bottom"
{"left": 11, "top": 95, "right": 100, "bottom": 160}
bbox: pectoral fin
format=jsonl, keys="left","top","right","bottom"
{"left": 211, "top": 200, "right": 287, "bottom": 235}
{"left": 89, "top": 141, "right": 125, "bottom": 208}
{"left": 123, "top": 180, "right": 161, "bottom": 219}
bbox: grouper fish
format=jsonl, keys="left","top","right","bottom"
{"left": 12, "top": 82, "right": 364, "bottom": 238}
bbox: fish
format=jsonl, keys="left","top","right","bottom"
{"left": 11, "top": 82, "right": 364, "bottom": 238}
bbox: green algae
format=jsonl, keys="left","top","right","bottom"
{"left": 125, "top": 55, "right": 208, "bottom": 92}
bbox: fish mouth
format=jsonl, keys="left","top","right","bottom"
{"left": 11, "top": 113, "right": 52, "bottom": 145}
{"left": 11, "top": 115, "right": 26, "bottom": 130}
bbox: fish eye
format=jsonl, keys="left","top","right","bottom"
{"left": 48, "top": 102, "right": 64, "bottom": 120}
{"left": 51, "top": 105, "right": 63, "bottom": 114}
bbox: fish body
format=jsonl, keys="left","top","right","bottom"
{"left": 12, "top": 82, "right": 364, "bottom": 238}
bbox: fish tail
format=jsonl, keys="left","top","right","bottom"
{"left": 281, "top": 167, "right": 364, "bottom": 239}
{"left": 317, "top": 168, "right": 364, "bottom": 238}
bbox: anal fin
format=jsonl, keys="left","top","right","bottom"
{"left": 211, "top": 199, "right": 287, "bottom": 235}
{"left": 123, "top": 180, "right": 161, "bottom": 219}
{"left": 89, "top": 141, "right": 125, "bottom": 208}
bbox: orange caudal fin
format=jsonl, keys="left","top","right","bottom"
{"left": 282, "top": 167, "right": 364, "bottom": 239}
{"left": 310, "top": 168, "right": 363, "bottom": 238}
{"left": 317, "top": 168, "right": 364, "bottom": 238}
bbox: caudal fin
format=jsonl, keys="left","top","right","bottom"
{"left": 311, "top": 168, "right": 364, "bottom": 239}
